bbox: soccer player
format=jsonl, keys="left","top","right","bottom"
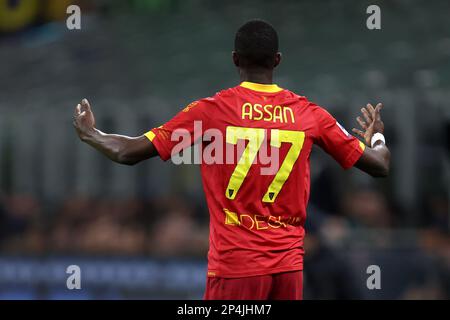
{"left": 73, "top": 20, "right": 390, "bottom": 300}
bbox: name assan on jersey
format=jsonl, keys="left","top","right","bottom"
{"left": 241, "top": 102, "right": 295, "bottom": 124}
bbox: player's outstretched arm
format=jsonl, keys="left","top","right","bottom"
{"left": 73, "top": 99, "right": 158, "bottom": 165}
{"left": 352, "top": 103, "right": 390, "bottom": 177}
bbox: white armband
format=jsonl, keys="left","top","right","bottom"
{"left": 371, "top": 133, "right": 385, "bottom": 148}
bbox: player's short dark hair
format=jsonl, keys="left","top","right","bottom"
{"left": 234, "top": 19, "right": 279, "bottom": 69}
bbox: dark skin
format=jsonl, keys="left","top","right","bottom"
{"left": 73, "top": 102, "right": 156, "bottom": 165}
{"left": 74, "top": 51, "right": 390, "bottom": 177}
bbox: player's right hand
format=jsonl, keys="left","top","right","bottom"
{"left": 73, "top": 98, "right": 96, "bottom": 141}
{"left": 352, "top": 103, "right": 384, "bottom": 146}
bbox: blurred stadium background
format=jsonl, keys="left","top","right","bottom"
{"left": 0, "top": 0, "right": 449, "bottom": 299}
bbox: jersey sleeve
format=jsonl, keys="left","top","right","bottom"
{"left": 312, "top": 103, "right": 366, "bottom": 169}
{"left": 143, "top": 99, "right": 211, "bottom": 161}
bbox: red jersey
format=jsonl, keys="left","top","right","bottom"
{"left": 145, "top": 81, "right": 365, "bottom": 278}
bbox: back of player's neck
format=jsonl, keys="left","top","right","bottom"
{"left": 240, "top": 70, "right": 273, "bottom": 85}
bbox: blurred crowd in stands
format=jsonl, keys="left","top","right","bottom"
{"left": 0, "top": 185, "right": 448, "bottom": 299}
{"left": 0, "top": 0, "right": 449, "bottom": 299}
{"left": 0, "top": 194, "right": 209, "bottom": 256}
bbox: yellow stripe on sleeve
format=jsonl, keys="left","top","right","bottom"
{"left": 144, "top": 130, "right": 156, "bottom": 142}
{"left": 359, "top": 140, "right": 366, "bottom": 151}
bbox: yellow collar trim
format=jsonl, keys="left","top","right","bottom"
{"left": 240, "top": 81, "right": 283, "bottom": 93}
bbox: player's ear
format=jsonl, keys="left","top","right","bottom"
{"left": 274, "top": 52, "right": 282, "bottom": 68}
{"left": 232, "top": 51, "right": 240, "bottom": 67}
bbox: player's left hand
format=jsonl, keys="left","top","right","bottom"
{"left": 352, "top": 103, "right": 384, "bottom": 146}
{"left": 73, "top": 98, "right": 96, "bottom": 141}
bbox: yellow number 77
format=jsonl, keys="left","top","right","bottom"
{"left": 225, "top": 126, "right": 305, "bottom": 203}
